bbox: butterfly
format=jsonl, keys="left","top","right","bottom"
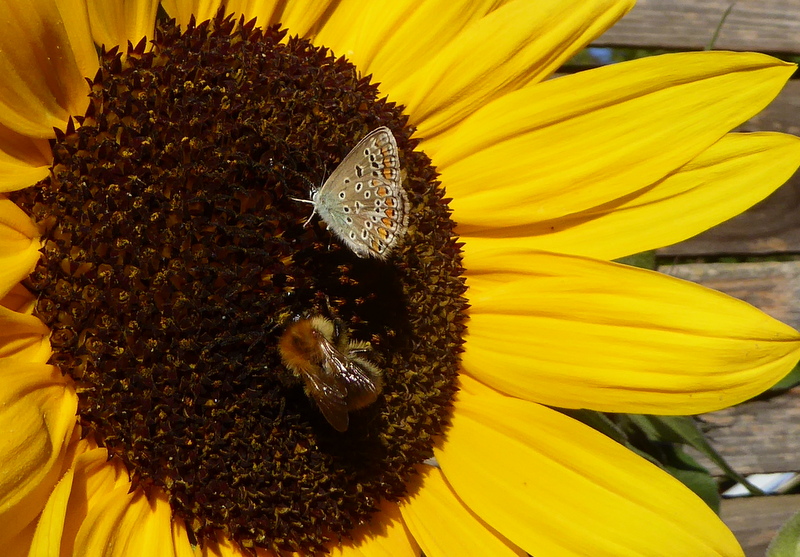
{"left": 297, "top": 127, "right": 409, "bottom": 260}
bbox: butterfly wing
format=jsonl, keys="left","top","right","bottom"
{"left": 314, "top": 127, "right": 408, "bottom": 259}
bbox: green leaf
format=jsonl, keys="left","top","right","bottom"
{"left": 558, "top": 409, "right": 663, "bottom": 467}
{"left": 557, "top": 409, "right": 628, "bottom": 443}
{"left": 767, "top": 509, "right": 800, "bottom": 557}
{"left": 627, "top": 415, "right": 764, "bottom": 495}
{"left": 614, "top": 251, "right": 657, "bottom": 270}
{"left": 705, "top": 2, "right": 737, "bottom": 50}
{"left": 660, "top": 445, "right": 720, "bottom": 513}
{"left": 770, "top": 362, "right": 800, "bottom": 392}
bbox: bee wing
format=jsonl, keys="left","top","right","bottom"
{"left": 319, "top": 343, "right": 381, "bottom": 411}
{"left": 342, "top": 360, "right": 381, "bottom": 410}
{"left": 303, "top": 367, "right": 350, "bottom": 432}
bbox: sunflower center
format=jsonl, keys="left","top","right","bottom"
{"left": 11, "top": 13, "right": 467, "bottom": 554}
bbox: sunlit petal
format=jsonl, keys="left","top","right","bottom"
{"left": 316, "top": 0, "right": 507, "bottom": 90}
{"left": 436, "top": 381, "right": 744, "bottom": 556}
{"left": 461, "top": 132, "right": 800, "bottom": 260}
{"left": 73, "top": 486, "right": 177, "bottom": 557}
{"left": 391, "top": 0, "right": 634, "bottom": 138}
{"left": 399, "top": 465, "right": 525, "bottom": 557}
{"left": 0, "top": 362, "right": 77, "bottom": 546}
{"left": 0, "top": 123, "right": 52, "bottom": 192}
{"left": 424, "top": 52, "right": 794, "bottom": 233}
{"left": 162, "top": 0, "right": 223, "bottom": 28}
{"left": 332, "top": 500, "right": 420, "bottom": 557}
{"left": 0, "top": 0, "right": 97, "bottom": 138}
{"left": 87, "top": 0, "right": 160, "bottom": 49}
{"left": 462, "top": 250, "right": 800, "bottom": 413}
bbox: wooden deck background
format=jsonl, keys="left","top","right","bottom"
{"left": 592, "top": 2, "right": 800, "bottom": 555}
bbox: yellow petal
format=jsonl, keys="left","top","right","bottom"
{"left": 73, "top": 486, "right": 176, "bottom": 557}
{"left": 0, "top": 123, "right": 52, "bottom": 192}
{"left": 315, "top": 0, "right": 509, "bottom": 91}
{"left": 461, "top": 132, "right": 800, "bottom": 260}
{"left": 58, "top": 447, "right": 140, "bottom": 556}
{"left": 313, "top": 0, "right": 423, "bottom": 70}
{"left": 224, "top": 0, "right": 336, "bottom": 38}
{"left": 399, "top": 465, "right": 525, "bottom": 557}
{"left": 86, "top": 0, "right": 159, "bottom": 50}
{"left": 436, "top": 382, "right": 744, "bottom": 557}
{"left": 0, "top": 198, "right": 40, "bottom": 246}
{"left": 273, "top": 1, "right": 333, "bottom": 37}
{"left": 0, "top": 361, "right": 77, "bottom": 546}
{"left": 0, "top": 0, "right": 97, "bottom": 138}
{"left": 28, "top": 467, "right": 75, "bottom": 556}
{"left": 0, "top": 239, "right": 39, "bottom": 299}
{"left": 425, "top": 52, "right": 795, "bottom": 233}
{"left": 0, "top": 305, "right": 50, "bottom": 360}
{"left": 188, "top": 529, "right": 248, "bottom": 557}
{"left": 161, "top": 0, "right": 223, "bottom": 28}
{"left": 360, "top": 0, "right": 508, "bottom": 90}
{"left": 1, "top": 283, "right": 36, "bottom": 314}
{"left": 6, "top": 519, "right": 37, "bottom": 557}
{"left": 332, "top": 500, "right": 420, "bottom": 557}
{"left": 462, "top": 249, "right": 800, "bottom": 413}
{"left": 0, "top": 310, "right": 52, "bottom": 355}
{"left": 205, "top": 534, "right": 278, "bottom": 557}
{"left": 171, "top": 517, "right": 202, "bottom": 557}
{"left": 218, "top": 0, "right": 267, "bottom": 23}
{"left": 389, "top": 0, "right": 634, "bottom": 139}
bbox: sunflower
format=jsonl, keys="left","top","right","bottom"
{"left": 2, "top": 0, "right": 799, "bottom": 556}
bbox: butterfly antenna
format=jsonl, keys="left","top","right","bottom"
{"left": 292, "top": 163, "right": 330, "bottom": 227}
{"left": 288, "top": 196, "right": 318, "bottom": 227}
{"left": 301, "top": 205, "right": 317, "bottom": 227}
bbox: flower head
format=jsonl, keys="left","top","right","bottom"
{"left": 1, "top": 1, "right": 799, "bottom": 556}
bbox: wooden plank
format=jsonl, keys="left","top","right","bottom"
{"left": 686, "top": 386, "right": 800, "bottom": 476}
{"left": 722, "top": 494, "right": 800, "bottom": 557}
{"left": 596, "top": 0, "right": 800, "bottom": 54}
{"left": 658, "top": 261, "right": 800, "bottom": 331}
{"left": 742, "top": 80, "right": 800, "bottom": 137}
